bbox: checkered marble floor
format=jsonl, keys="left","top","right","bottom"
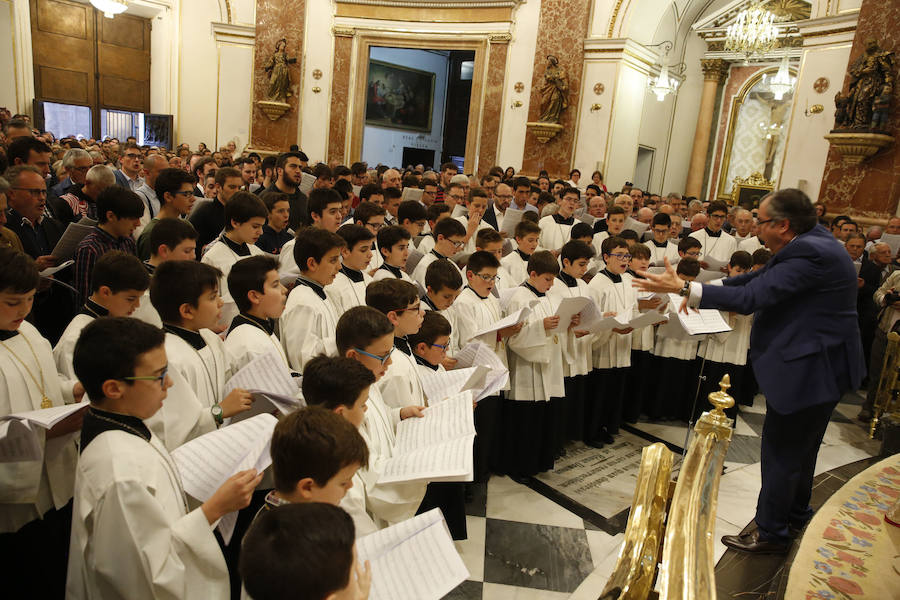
{"left": 444, "top": 391, "right": 880, "bottom": 599}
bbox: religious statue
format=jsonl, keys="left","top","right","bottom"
{"left": 538, "top": 55, "right": 568, "bottom": 124}
{"left": 834, "top": 38, "right": 894, "bottom": 130}
{"left": 263, "top": 38, "right": 297, "bottom": 104}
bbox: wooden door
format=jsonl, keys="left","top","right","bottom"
{"left": 96, "top": 12, "right": 150, "bottom": 113}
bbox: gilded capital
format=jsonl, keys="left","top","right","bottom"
{"left": 332, "top": 26, "right": 356, "bottom": 38}
{"left": 701, "top": 58, "right": 729, "bottom": 84}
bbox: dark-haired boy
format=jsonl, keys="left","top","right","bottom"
{"left": 224, "top": 254, "right": 289, "bottom": 370}
{"left": 326, "top": 224, "right": 375, "bottom": 316}
{"left": 621, "top": 243, "right": 661, "bottom": 423}
{"left": 592, "top": 205, "right": 627, "bottom": 260}
{"left": 281, "top": 227, "right": 346, "bottom": 370}
{"left": 133, "top": 218, "right": 199, "bottom": 328}
{"left": 308, "top": 188, "right": 344, "bottom": 233}
{"left": 239, "top": 503, "right": 370, "bottom": 600}
{"left": 644, "top": 212, "right": 679, "bottom": 266}
{"left": 689, "top": 200, "right": 736, "bottom": 266}
{"left": 136, "top": 167, "right": 197, "bottom": 260}
{"left": 501, "top": 220, "right": 541, "bottom": 287}
{"left": 382, "top": 187, "right": 402, "bottom": 225}
{"left": 538, "top": 187, "right": 579, "bottom": 253}
{"left": 201, "top": 191, "right": 268, "bottom": 328}
{"left": 0, "top": 248, "right": 82, "bottom": 598}
{"left": 422, "top": 259, "right": 463, "bottom": 361}
{"left": 352, "top": 200, "right": 387, "bottom": 273}
{"left": 408, "top": 310, "right": 453, "bottom": 377}
{"left": 372, "top": 225, "right": 414, "bottom": 283}
{"left": 397, "top": 199, "right": 427, "bottom": 241}
{"left": 255, "top": 191, "right": 293, "bottom": 255}
{"left": 411, "top": 217, "right": 466, "bottom": 290}
{"left": 67, "top": 317, "right": 261, "bottom": 598}
{"left": 54, "top": 251, "right": 150, "bottom": 379}
{"left": 416, "top": 202, "right": 451, "bottom": 254}
{"left": 73, "top": 185, "right": 144, "bottom": 303}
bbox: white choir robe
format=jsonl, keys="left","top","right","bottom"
{"left": 505, "top": 287, "right": 564, "bottom": 401}
{"left": 417, "top": 234, "right": 436, "bottom": 255}
{"left": 652, "top": 301, "right": 701, "bottom": 360}
{"left": 698, "top": 311, "right": 752, "bottom": 365}
{"left": 500, "top": 251, "right": 529, "bottom": 288}
{"left": 164, "top": 329, "right": 233, "bottom": 409}
{"left": 644, "top": 240, "right": 680, "bottom": 266}
{"left": 201, "top": 239, "right": 265, "bottom": 329}
{"left": 733, "top": 232, "right": 754, "bottom": 246}
{"left": 452, "top": 287, "right": 510, "bottom": 390}
{"left": 53, "top": 313, "right": 94, "bottom": 380}
{"left": 738, "top": 236, "right": 764, "bottom": 254}
{"left": 454, "top": 215, "right": 494, "bottom": 255}
{"left": 277, "top": 239, "right": 300, "bottom": 284}
{"left": 379, "top": 343, "right": 425, "bottom": 409}
{"left": 624, "top": 272, "right": 658, "bottom": 353}
{"left": 423, "top": 301, "right": 461, "bottom": 355}
{"left": 281, "top": 283, "right": 339, "bottom": 370}
{"left": 416, "top": 362, "right": 446, "bottom": 404}
{"left": 224, "top": 322, "right": 289, "bottom": 372}
{"left": 411, "top": 252, "right": 464, "bottom": 293}
{"left": 66, "top": 429, "right": 228, "bottom": 599}
{"left": 538, "top": 215, "right": 573, "bottom": 252}
{"left": 371, "top": 264, "right": 415, "bottom": 283}
{"left": 144, "top": 368, "right": 215, "bottom": 452}
{"left": 132, "top": 289, "right": 163, "bottom": 328}
{"left": 591, "top": 230, "right": 609, "bottom": 261}
{"left": 547, "top": 278, "right": 593, "bottom": 377}
{"left": 324, "top": 269, "right": 371, "bottom": 317}
{"left": 689, "top": 229, "right": 737, "bottom": 264}
{"left": 339, "top": 471, "right": 377, "bottom": 538}
{"left": 587, "top": 272, "right": 637, "bottom": 369}
{"left": 356, "top": 385, "right": 427, "bottom": 528}
{"left": 366, "top": 243, "right": 384, "bottom": 274}
{"left": 0, "top": 321, "right": 77, "bottom": 533}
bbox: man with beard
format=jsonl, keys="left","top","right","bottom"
{"left": 265, "top": 152, "right": 308, "bottom": 230}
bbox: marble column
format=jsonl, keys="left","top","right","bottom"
{"left": 249, "top": 0, "right": 306, "bottom": 152}
{"left": 818, "top": 0, "right": 900, "bottom": 219}
{"left": 327, "top": 27, "right": 355, "bottom": 164}
{"left": 684, "top": 59, "right": 729, "bottom": 199}
{"left": 477, "top": 34, "right": 511, "bottom": 174}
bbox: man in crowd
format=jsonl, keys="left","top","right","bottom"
{"left": 266, "top": 152, "right": 308, "bottom": 230}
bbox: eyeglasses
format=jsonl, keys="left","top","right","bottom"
{"left": 473, "top": 273, "right": 500, "bottom": 282}
{"left": 396, "top": 303, "right": 422, "bottom": 314}
{"left": 123, "top": 153, "right": 142, "bottom": 159}
{"left": 172, "top": 190, "right": 195, "bottom": 197}
{"left": 366, "top": 221, "right": 384, "bottom": 230}
{"left": 122, "top": 366, "right": 169, "bottom": 389}
{"left": 448, "top": 239, "right": 466, "bottom": 249}
{"left": 709, "top": 213, "right": 727, "bottom": 220}
{"left": 430, "top": 342, "right": 448, "bottom": 351}
{"left": 352, "top": 347, "right": 394, "bottom": 366}
{"left": 12, "top": 187, "right": 47, "bottom": 197}
{"left": 70, "top": 165, "right": 91, "bottom": 172}
{"left": 606, "top": 253, "right": 632, "bottom": 260}
{"left": 448, "top": 195, "right": 465, "bottom": 202}
{"left": 757, "top": 218, "right": 778, "bottom": 226}
{"left": 495, "top": 194, "right": 514, "bottom": 200}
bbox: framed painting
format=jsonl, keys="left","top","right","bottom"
{"left": 730, "top": 172, "right": 774, "bottom": 209}
{"left": 365, "top": 59, "right": 435, "bottom": 133}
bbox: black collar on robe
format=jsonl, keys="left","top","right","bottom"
{"left": 465, "top": 285, "right": 489, "bottom": 300}
{"left": 523, "top": 282, "right": 545, "bottom": 297}
{"left": 0, "top": 329, "right": 19, "bottom": 341}
{"left": 704, "top": 227, "right": 722, "bottom": 238}
{"left": 414, "top": 353, "right": 438, "bottom": 370}
{"left": 431, "top": 249, "right": 449, "bottom": 260}
{"left": 295, "top": 276, "right": 327, "bottom": 300}
{"left": 626, "top": 268, "right": 644, "bottom": 280}
{"left": 81, "top": 407, "right": 151, "bottom": 453}
{"left": 142, "top": 261, "right": 156, "bottom": 274}
{"left": 650, "top": 239, "right": 668, "bottom": 248}
{"left": 558, "top": 271, "right": 578, "bottom": 288}
{"left": 80, "top": 298, "right": 110, "bottom": 319}
{"left": 163, "top": 323, "right": 206, "bottom": 350}
{"left": 394, "top": 336, "right": 412, "bottom": 356}
{"left": 379, "top": 263, "right": 403, "bottom": 279}
{"left": 600, "top": 269, "right": 622, "bottom": 284}
{"left": 219, "top": 234, "right": 251, "bottom": 257}
{"left": 516, "top": 249, "right": 531, "bottom": 262}
{"left": 340, "top": 265, "right": 364, "bottom": 283}
{"left": 421, "top": 294, "right": 439, "bottom": 311}
{"left": 229, "top": 313, "right": 276, "bottom": 336}
{"left": 552, "top": 213, "right": 575, "bottom": 226}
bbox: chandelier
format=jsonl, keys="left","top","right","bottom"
{"left": 725, "top": 3, "right": 780, "bottom": 60}
{"left": 762, "top": 55, "right": 795, "bottom": 100}
{"left": 647, "top": 43, "right": 681, "bottom": 102}
{"left": 90, "top": 0, "right": 128, "bottom": 19}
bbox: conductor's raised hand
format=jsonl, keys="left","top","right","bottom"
{"left": 633, "top": 257, "right": 684, "bottom": 294}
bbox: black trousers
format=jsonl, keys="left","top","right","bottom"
{"left": 0, "top": 500, "right": 73, "bottom": 599}
{"left": 755, "top": 400, "right": 837, "bottom": 542}
{"left": 474, "top": 395, "right": 501, "bottom": 481}
{"left": 417, "top": 482, "right": 467, "bottom": 540}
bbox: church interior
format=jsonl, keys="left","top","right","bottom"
{"left": 1, "top": 0, "right": 899, "bottom": 599}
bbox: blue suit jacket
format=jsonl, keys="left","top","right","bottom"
{"left": 700, "top": 224, "right": 864, "bottom": 414}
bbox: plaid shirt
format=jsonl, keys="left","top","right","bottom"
{"left": 73, "top": 226, "right": 137, "bottom": 304}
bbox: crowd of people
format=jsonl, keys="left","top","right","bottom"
{"left": 0, "top": 111, "right": 886, "bottom": 599}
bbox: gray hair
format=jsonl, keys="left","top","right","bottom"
{"left": 62, "top": 148, "right": 92, "bottom": 169}
{"left": 85, "top": 164, "right": 116, "bottom": 187}
{"left": 688, "top": 199, "right": 703, "bottom": 210}
{"left": 872, "top": 242, "right": 891, "bottom": 254}
{"left": 0, "top": 176, "right": 9, "bottom": 195}
{"left": 666, "top": 191, "right": 682, "bottom": 201}
{"left": 764, "top": 189, "right": 817, "bottom": 234}
{"left": 89, "top": 150, "right": 104, "bottom": 163}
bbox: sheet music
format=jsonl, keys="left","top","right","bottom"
{"left": 499, "top": 208, "right": 524, "bottom": 235}
{"left": 676, "top": 308, "right": 732, "bottom": 335}
{"left": 879, "top": 234, "right": 900, "bottom": 255}
{"left": 51, "top": 223, "right": 95, "bottom": 260}
{"left": 576, "top": 213, "right": 597, "bottom": 227}
{"left": 405, "top": 248, "right": 425, "bottom": 274}
{"left": 401, "top": 188, "right": 424, "bottom": 203}
{"left": 696, "top": 269, "right": 727, "bottom": 283}
{"left": 551, "top": 296, "right": 591, "bottom": 333}
{"left": 299, "top": 172, "right": 317, "bottom": 195}
{"left": 472, "top": 306, "right": 531, "bottom": 338}
{"left": 224, "top": 351, "right": 297, "bottom": 398}
{"left": 626, "top": 219, "right": 649, "bottom": 235}
{"left": 39, "top": 259, "right": 74, "bottom": 277}
{"left": 352, "top": 185, "right": 362, "bottom": 198}
{"left": 229, "top": 391, "right": 303, "bottom": 423}
{"left": 418, "top": 367, "right": 477, "bottom": 405}
{"left": 0, "top": 419, "right": 42, "bottom": 462}
{"left": 702, "top": 255, "right": 728, "bottom": 271}
{"left": 171, "top": 413, "right": 277, "bottom": 543}
{"left": 357, "top": 509, "right": 469, "bottom": 600}
{"left": 379, "top": 434, "right": 474, "bottom": 483}
{"left": 497, "top": 286, "right": 520, "bottom": 312}
{"left": 77, "top": 216, "right": 98, "bottom": 226}
{"left": 623, "top": 310, "right": 668, "bottom": 329}
{"left": 393, "top": 392, "right": 475, "bottom": 455}
{"left": 453, "top": 341, "right": 510, "bottom": 397}
{"left": 10, "top": 400, "right": 89, "bottom": 429}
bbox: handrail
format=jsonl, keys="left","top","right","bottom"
{"left": 599, "top": 442, "right": 674, "bottom": 600}
{"left": 871, "top": 331, "right": 900, "bottom": 438}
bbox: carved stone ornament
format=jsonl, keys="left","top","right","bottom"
{"left": 701, "top": 58, "right": 730, "bottom": 84}
{"left": 263, "top": 38, "right": 298, "bottom": 103}
{"left": 538, "top": 55, "right": 568, "bottom": 124}
{"left": 312, "top": 69, "right": 322, "bottom": 80}
{"left": 514, "top": 81, "right": 524, "bottom": 93}
{"left": 813, "top": 77, "right": 829, "bottom": 93}
{"left": 525, "top": 121, "right": 564, "bottom": 143}
{"left": 257, "top": 100, "right": 292, "bottom": 121}
{"left": 823, "top": 132, "right": 894, "bottom": 164}
{"left": 594, "top": 83, "right": 605, "bottom": 95}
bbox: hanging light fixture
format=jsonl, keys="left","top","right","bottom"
{"left": 763, "top": 54, "right": 796, "bottom": 101}
{"left": 90, "top": 0, "right": 128, "bottom": 19}
{"left": 647, "top": 43, "right": 681, "bottom": 102}
{"left": 724, "top": 2, "right": 780, "bottom": 61}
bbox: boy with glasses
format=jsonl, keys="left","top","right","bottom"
{"left": 411, "top": 217, "right": 466, "bottom": 290}
{"left": 689, "top": 200, "right": 736, "bottom": 268}
{"left": 645, "top": 212, "right": 679, "bottom": 266}
{"left": 137, "top": 167, "right": 197, "bottom": 260}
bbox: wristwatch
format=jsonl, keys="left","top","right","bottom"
{"left": 678, "top": 280, "right": 691, "bottom": 297}
{"left": 211, "top": 404, "right": 224, "bottom": 425}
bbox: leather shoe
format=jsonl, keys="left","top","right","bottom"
{"left": 721, "top": 529, "right": 791, "bottom": 554}
{"left": 600, "top": 430, "right": 615, "bottom": 445}
{"left": 586, "top": 439, "right": 605, "bottom": 449}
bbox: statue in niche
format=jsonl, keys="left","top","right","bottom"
{"left": 539, "top": 55, "right": 568, "bottom": 124}
{"left": 834, "top": 38, "right": 894, "bottom": 130}
{"left": 263, "top": 38, "right": 297, "bottom": 104}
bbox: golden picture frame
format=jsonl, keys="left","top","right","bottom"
{"left": 364, "top": 59, "right": 436, "bottom": 133}
{"left": 730, "top": 172, "right": 775, "bottom": 209}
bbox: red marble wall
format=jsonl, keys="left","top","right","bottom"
{"left": 327, "top": 34, "right": 353, "bottom": 164}
{"left": 818, "top": 0, "right": 900, "bottom": 219}
{"left": 477, "top": 40, "right": 510, "bottom": 174}
{"left": 707, "top": 65, "right": 763, "bottom": 201}
{"left": 520, "top": 0, "right": 592, "bottom": 178}
{"left": 249, "top": 0, "right": 305, "bottom": 152}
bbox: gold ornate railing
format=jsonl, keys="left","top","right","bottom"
{"left": 871, "top": 331, "right": 900, "bottom": 439}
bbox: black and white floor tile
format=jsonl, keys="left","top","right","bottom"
{"left": 445, "top": 391, "right": 881, "bottom": 599}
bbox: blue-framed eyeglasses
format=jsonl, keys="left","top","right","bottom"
{"left": 352, "top": 347, "right": 394, "bottom": 366}
{"left": 430, "top": 342, "right": 448, "bottom": 351}
{"left": 122, "top": 365, "right": 169, "bottom": 389}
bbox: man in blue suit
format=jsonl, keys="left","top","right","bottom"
{"left": 636, "top": 188, "right": 865, "bottom": 553}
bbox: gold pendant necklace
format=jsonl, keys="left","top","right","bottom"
{"left": 0, "top": 333, "right": 52, "bottom": 408}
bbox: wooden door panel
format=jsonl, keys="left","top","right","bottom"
{"left": 97, "top": 13, "right": 146, "bottom": 50}
{"left": 35, "top": 0, "right": 89, "bottom": 39}
{"left": 97, "top": 12, "right": 150, "bottom": 112}
{"left": 30, "top": 0, "right": 95, "bottom": 109}
{"left": 38, "top": 66, "right": 89, "bottom": 104}
{"left": 99, "top": 76, "right": 147, "bottom": 111}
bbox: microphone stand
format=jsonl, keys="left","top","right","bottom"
{"left": 682, "top": 351, "right": 709, "bottom": 460}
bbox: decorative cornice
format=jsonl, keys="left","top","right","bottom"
{"left": 332, "top": 26, "right": 356, "bottom": 37}
{"left": 489, "top": 32, "right": 511, "bottom": 43}
{"left": 210, "top": 21, "right": 255, "bottom": 45}
{"left": 607, "top": 0, "right": 626, "bottom": 38}
{"left": 700, "top": 58, "right": 729, "bottom": 83}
